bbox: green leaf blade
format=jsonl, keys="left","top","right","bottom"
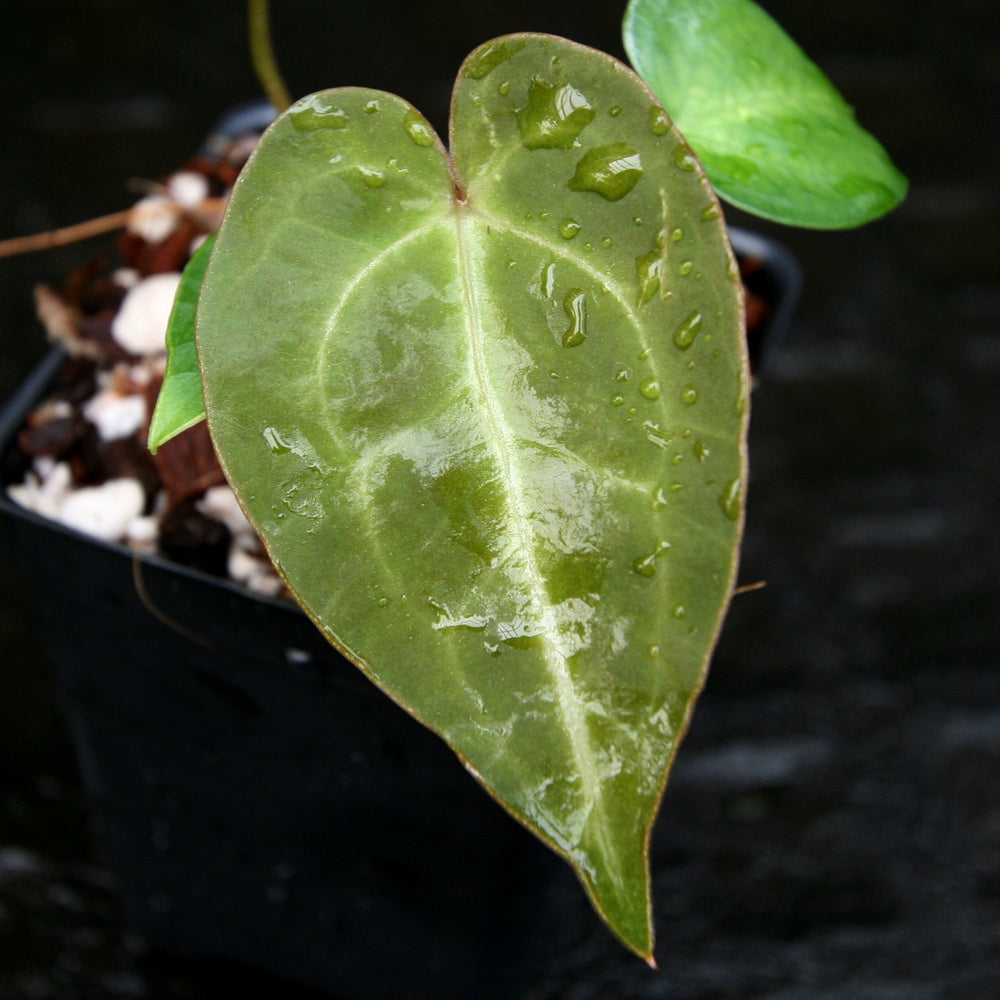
{"left": 623, "top": 0, "right": 908, "bottom": 228}
{"left": 147, "top": 233, "right": 215, "bottom": 453}
{"left": 197, "top": 38, "right": 748, "bottom": 959}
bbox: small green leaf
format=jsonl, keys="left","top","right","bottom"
{"left": 147, "top": 234, "right": 214, "bottom": 453}
{"left": 623, "top": 0, "right": 908, "bottom": 228}
{"left": 196, "top": 35, "right": 748, "bottom": 958}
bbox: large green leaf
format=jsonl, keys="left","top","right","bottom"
{"left": 196, "top": 33, "right": 747, "bottom": 958}
{"left": 623, "top": 0, "right": 908, "bottom": 228}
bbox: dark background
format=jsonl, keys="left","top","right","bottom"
{"left": 1, "top": 1, "right": 998, "bottom": 997}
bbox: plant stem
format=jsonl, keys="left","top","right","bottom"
{"left": 0, "top": 210, "right": 131, "bottom": 258}
{"left": 248, "top": 0, "right": 293, "bottom": 113}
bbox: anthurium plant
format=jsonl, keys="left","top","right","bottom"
{"left": 148, "top": 0, "right": 905, "bottom": 962}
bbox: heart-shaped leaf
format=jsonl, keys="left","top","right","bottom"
{"left": 196, "top": 33, "right": 747, "bottom": 958}
{"left": 623, "top": 0, "right": 908, "bottom": 228}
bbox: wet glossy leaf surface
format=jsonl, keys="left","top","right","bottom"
{"left": 623, "top": 0, "right": 908, "bottom": 228}
{"left": 148, "top": 235, "right": 213, "bottom": 453}
{"left": 196, "top": 34, "right": 746, "bottom": 957}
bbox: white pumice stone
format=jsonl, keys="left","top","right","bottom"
{"left": 126, "top": 515, "right": 160, "bottom": 551}
{"left": 31, "top": 398, "right": 74, "bottom": 423}
{"left": 231, "top": 529, "right": 262, "bottom": 553}
{"left": 5, "top": 484, "right": 35, "bottom": 513}
{"left": 197, "top": 485, "right": 253, "bottom": 537}
{"left": 127, "top": 194, "right": 178, "bottom": 243}
{"left": 228, "top": 547, "right": 266, "bottom": 584}
{"left": 39, "top": 461, "right": 73, "bottom": 506}
{"left": 83, "top": 390, "right": 147, "bottom": 442}
{"left": 228, "top": 548, "right": 283, "bottom": 596}
{"left": 7, "top": 461, "right": 74, "bottom": 520}
{"left": 128, "top": 360, "right": 157, "bottom": 387}
{"left": 56, "top": 478, "right": 145, "bottom": 543}
{"left": 112, "top": 267, "right": 140, "bottom": 290}
{"left": 245, "top": 569, "right": 285, "bottom": 597}
{"left": 111, "top": 272, "right": 182, "bottom": 356}
{"left": 167, "top": 170, "right": 210, "bottom": 208}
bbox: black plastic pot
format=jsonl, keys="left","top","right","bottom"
{"left": 0, "top": 227, "right": 799, "bottom": 997}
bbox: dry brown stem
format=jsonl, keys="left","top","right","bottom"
{"left": 0, "top": 210, "right": 133, "bottom": 259}
{"left": 0, "top": 196, "right": 228, "bottom": 260}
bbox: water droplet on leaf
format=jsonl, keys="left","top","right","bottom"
{"left": 541, "top": 260, "right": 556, "bottom": 296}
{"left": 632, "top": 555, "right": 657, "bottom": 577}
{"left": 650, "top": 105, "right": 670, "bottom": 135}
{"left": 560, "top": 218, "right": 581, "bottom": 239}
{"left": 517, "top": 79, "right": 595, "bottom": 149}
{"left": 562, "top": 288, "right": 587, "bottom": 348}
{"left": 568, "top": 143, "right": 643, "bottom": 201}
{"left": 403, "top": 108, "right": 435, "bottom": 147}
{"left": 644, "top": 422, "right": 669, "bottom": 449}
{"left": 357, "top": 166, "right": 387, "bottom": 188}
{"left": 263, "top": 426, "right": 292, "bottom": 454}
{"left": 673, "top": 311, "right": 703, "bottom": 350}
{"left": 640, "top": 379, "right": 661, "bottom": 401}
{"left": 632, "top": 540, "right": 670, "bottom": 577}
{"left": 681, "top": 386, "right": 698, "bottom": 405}
{"left": 718, "top": 477, "right": 742, "bottom": 521}
{"left": 674, "top": 143, "right": 698, "bottom": 171}
{"left": 465, "top": 37, "right": 527, "bottom": 79}
{"left": 635, "top": 250, "right": 663, "bottom": 308}
{"left": 290, "top": 96, "right": 349, "bottom": 131}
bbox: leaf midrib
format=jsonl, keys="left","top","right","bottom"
{"left": 453, "top": 198, "right": 607, "bottom": 849}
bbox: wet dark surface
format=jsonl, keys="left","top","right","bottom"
{"left": 1, "top": 1, "right": 998, "bottom": 997}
